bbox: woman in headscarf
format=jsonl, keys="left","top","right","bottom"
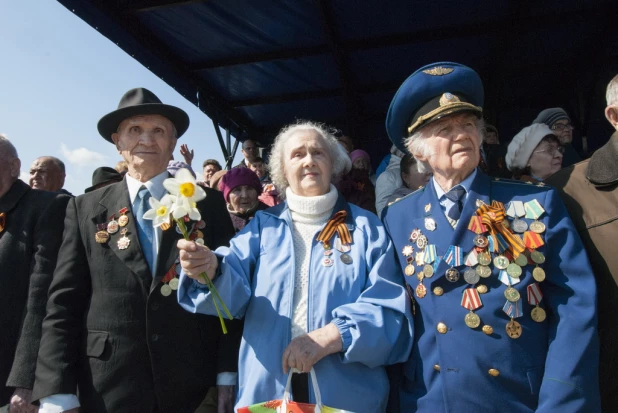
{"left": 218, "top": 167, "right": 269, "bottom": 232}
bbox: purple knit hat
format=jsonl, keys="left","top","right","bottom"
{"left": 219, "top": 167, "right": 263, "bottom": 201}
{"left": 349, "top": 149, "right": 371, "bottom": 164}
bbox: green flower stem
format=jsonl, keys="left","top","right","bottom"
{"left": 175, "top": 218, "right": 233, "bottom": 334}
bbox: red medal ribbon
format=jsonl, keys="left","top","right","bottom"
{"left": 477, "top": 201, "right": 525, "bottom": 258}
{"left": 119, "top": 207, "right": 129, "bottom": 215}
{"left": 523, "top": 231, "right": 544, "bottom": 249}
{"left": 467, "top": 215, "right": 487, "bottom": 234}
{"left": 0, "top": 212, "right": 5, "bottom": 233}
{"left": 161, "top": 263, "right": 178, "bottom": 283}
{"left": 527, "top": 283, "right": 543, "bottom": 305}
{"left": 461, "top": 288, "right": 482, "bottom": 311}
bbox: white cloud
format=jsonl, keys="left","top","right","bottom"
{"left": 60, "top": 143, "right": 107, "bottom": 167}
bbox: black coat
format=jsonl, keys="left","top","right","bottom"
{"left": 0, "top": 180, "right": 69, "bottom": 403}
{"left": 32, "top": 178, "right": 237, "bottom": 413}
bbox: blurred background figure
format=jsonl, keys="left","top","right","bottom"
{"left": 480, "top": 124, "right": 509, "bottom": 178}
{"left": 218, "top": 167, "right": 268, "bottom": 232}
{"left": 28, "top": 156, "right": 72, "bottom": 196}
{"left": 84, "top": 167, "right": 123, "bottom": 193}
{"left": 533, "top": 107, "right": 581, "bottom": 167}
{"left": 236, "top": 139, "right": 259, "bottom": 168}
{"left": 336, "top": 149, "right": 377, "bottom": 214}
{"left": 114, "top": 160, "right": 128, "bottom": 176}
{"left": 167, "top": 160, "right": 196, "bottom": 178}
{"left": 201, "top": 159, "right": 222, "bottom": 187}
{"left": 385, "top": 154, "right": 431, "bottom": 208}
{"left": 336, "top": 134, "right": 354, "bottom": 153}
{"left": 506, "top": 123, "right": 564, "bottom": 183}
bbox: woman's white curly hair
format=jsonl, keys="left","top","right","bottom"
{"left": 268, "top": 121, "right": 351, "bottom": 199}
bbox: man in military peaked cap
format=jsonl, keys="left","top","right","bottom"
{"left": 382, "top": 62, "right": 600, "bottom": 412}
{"left": 32, "top": 88, "right": 238, "bottom": 413}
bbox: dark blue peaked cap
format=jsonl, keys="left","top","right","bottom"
{"left": 386, "top": 62, "right": 484, "bottom": 152}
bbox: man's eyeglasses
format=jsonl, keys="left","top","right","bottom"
{"left": 550, "top": 123, "right": 574, "bottom": 131}
{"left": 533, "top": 146, "right": 566, "bottom": 157}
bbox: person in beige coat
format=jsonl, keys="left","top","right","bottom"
{"left": 546, "top": 73, "right": 618, "bottom": 412}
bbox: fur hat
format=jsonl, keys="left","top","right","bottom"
{"left": 506, "top": 123, "right": 554, "bottom": 171}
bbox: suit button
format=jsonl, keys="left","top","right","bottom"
{"left": 433, "top": 286, "right": 444, "bottom": 296}
{"left": 482, "top": 325, "right": 493, "bottom": 335}
{"left": 488, "top": 369, "right": 500, "bottom": 377}
{"left": 151, "top": 303, "right": 159, "bottom": 311}
{"left": 433, "top": 364, "right": 440, "bottom": 371}
{"left": 151, "top": 334, "right": 159, "bottom": 342}
{"left": 437, "top": 322, "right": 448, "bottom": 334}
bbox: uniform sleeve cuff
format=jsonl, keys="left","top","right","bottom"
{"left": 331, "top": 318, "right": 352, "bottom": 352}
{"left": 216, "top": 372, "right": 238, "bottom": 386}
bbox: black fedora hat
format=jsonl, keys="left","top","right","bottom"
{"left": 85, "top": 166, "right": 123, "bottom": 193}
{"left": 97, "top": 88, "right": 190, "bottom": 142}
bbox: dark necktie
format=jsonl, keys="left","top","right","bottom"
{"left": 445, "top": 186, "right": 466, "bottom": 221}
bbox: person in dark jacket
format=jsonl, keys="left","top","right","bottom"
{"left": 0, "top": 135, "right": 69, "bottom": 412}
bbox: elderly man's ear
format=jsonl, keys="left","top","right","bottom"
{"left": 605, "top": 105, "right": 618, "bottom": 130}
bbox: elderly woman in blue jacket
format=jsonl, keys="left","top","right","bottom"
{"left": 177, "top": 121, "right": 413, "bottom": 413}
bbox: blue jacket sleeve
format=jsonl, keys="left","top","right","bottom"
{"left": 536, "top": 188, "right": 600, "bottom": 412}
{"left": 331, "top": 214, "right": 414, "bottom": 368}
{"left": 177, "top": 213, "right": 263, "bottom": 319}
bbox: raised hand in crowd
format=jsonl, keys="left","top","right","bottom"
{"left": 180, "top": 143, "right": 194, "bottom": 166}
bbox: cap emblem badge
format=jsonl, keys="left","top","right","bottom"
{"left": 423, "top": 67, "right": 454, "bottom": 76}
{"left": 439, "top": 93, "right": 460, "bottom": 106}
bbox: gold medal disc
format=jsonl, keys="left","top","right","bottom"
{"left": 464, "top": 312, "right": 481, "bottom": 328}
{"left": 531, "top": 306, "right": 546, "bottom": 322}
{"left": 415, "top": 283, "right": 427, "bottom": 298}
{"left": 118, "top": 215, "right": 129, "bottom": 227}
{"left": 532, "top": 267, "right": 546, "bottom": 282}
{"left": 405, "top": 264, "right": 415, "bottom": 276}
{"left": 514, "top": 254, "right": 528, "bottom": 267}
{"left": 95, "top": 230, "right": 110, "bottom": 244}
{"left": 423, "top": 264, "right": 434, "bottom": 278}
{"left": 504, "top": 286, "right": 520, "bottom": 302}
{"left": 478, "top": 252, "right": 492, "bottom": 266}
{"left": 506, "top": 319, "right": 522, "bottom": 339}
{"left": 529, "top": 221, "right": 546, "bottom": 234}
{"left": 476, "top": 284, "right": 488, "bottom": 294}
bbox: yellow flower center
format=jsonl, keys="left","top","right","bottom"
{"left": 179, "top": 182, "right": 195, "bottom": 197}
{"left": 156, "top": 206, "right": 168, "bottom": 217}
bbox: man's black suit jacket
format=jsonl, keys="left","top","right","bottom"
{"left": 0, "top": 180, "right": 69, "bottom": 403}
{"left": 32, "top": 178, "right": 236, "bottom": 413}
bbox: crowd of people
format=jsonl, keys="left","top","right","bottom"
{"left": 0, "top": 61, "right": 616, "bottom": 413}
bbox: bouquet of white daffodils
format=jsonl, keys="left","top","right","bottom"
{"left": 143, "top": 168, "right": 233, "bottom": 333}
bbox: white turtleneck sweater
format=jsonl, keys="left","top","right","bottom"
{"left": 285, "top": 185, "right": 338, "bottom": 339}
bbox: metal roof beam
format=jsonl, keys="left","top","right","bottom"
{"left": 119, "top": 0, "right": 203, "bottom": 14}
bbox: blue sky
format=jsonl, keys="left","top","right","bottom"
{"left": 0, "top": 0, "right": 243, "bottom": 195}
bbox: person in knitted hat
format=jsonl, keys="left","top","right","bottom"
{"left": 218, "top": 167, "right": 268, "bottom": 232}
{"left": 533, "top": 107, "right": 581, "bottom": 167}
{"left": 506, "top": 123, "right": 564, "bottom": 182}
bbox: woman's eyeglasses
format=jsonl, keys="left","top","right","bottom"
{"left": 533, "top": 146, "right": 566, "bottom": 157}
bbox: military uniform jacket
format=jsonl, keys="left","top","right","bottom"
{"left": 0, "top": 180, "right": 69, "bottom": 403}
{"left": 382, "top": 171, "right": 600, "bottom": 413}
{"left": 32, "top": 178, "right": 237, "bottom": 413}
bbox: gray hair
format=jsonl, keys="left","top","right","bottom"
{"left": 404, "top": 114, "right": 485, "bottom": 173}
{"left": 606, "top": 74, "right": 618, "bottom": 106}
{"left": 36, "top": 156, "right": 66, "bottom": 173}
{"left": 0, "top": 134, "right": 18, "bottom": 159}
{"left": 269, "top": 121, "right": 351, "bottom": 198}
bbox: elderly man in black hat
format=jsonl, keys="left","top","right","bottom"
{"left": 32, "top": 88, "right": 237, "bottom": 413}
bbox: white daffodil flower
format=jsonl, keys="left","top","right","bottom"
{"left": 143, "top": 194, "right": 176, "bottom": 227}
{"left": 163, "top": 168, "right": 206, "bottom": 221}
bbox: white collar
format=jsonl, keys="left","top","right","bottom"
{"left": 125, "top": 171, "right": 169, "bottom": 203}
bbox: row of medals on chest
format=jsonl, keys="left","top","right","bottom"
{"left": 95, "top": 209, "right": 207, "bottom": 297}
{"left": 402, "top": 214, "right": 547, "bottom": 339}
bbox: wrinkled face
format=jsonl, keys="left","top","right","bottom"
{"left": 402, "top": 163, "right": 431, "bottom": 190}
{"left": 203, "top": 164, "right": 220, "bottom": 182}
{"left": 283, "top": 130, "right": 333, "bottom": 197}
{"left": 249, "top": 161, "right": 266, "bottom": 178}
{"left": 528, "top": 137, "right": 564, "bottom": 180}
{"left": 242, "top": 140, "right": 259, "bottom": 162}
{"left": 416, "top": 113, "right": 481, "bottom": 180}
{"left": 352, "top": 157, "right": 371, "bottom": 172}
{"left": 551, "top": 119, "right": 573, "bottom": 144}
{"left": 228, "top": 185, "right": 259, "bottom": 214}
{"left": 112, "top": 115, "right": 177, "bottom": 181}
{"left": 29, "top": 158, "right": 64, "bottom": 191}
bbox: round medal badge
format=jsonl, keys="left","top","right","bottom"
{"left": 532, "top": 267, "right": 546, "bottom": 282}
{"left": 506, "top": 319, "right": 522, "bottom": 339}
{"left": 531, "top": 306, "right": 547, "bottom": 322}
{"left": 445, "top": 267, "right": 460, "bottom": 283}
{"left": 464, "top": 312, "right": 481, "bottom": 328}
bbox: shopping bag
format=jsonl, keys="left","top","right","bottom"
{"left": 237, "top": 369, "right": 356, "bottom": 413}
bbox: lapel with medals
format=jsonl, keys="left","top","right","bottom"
{"left": 93, "top": 178, "right": 183, "bottom": 293}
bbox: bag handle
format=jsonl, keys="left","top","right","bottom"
{"left": 280, "top": 368, "right": 323, "bottom": 412}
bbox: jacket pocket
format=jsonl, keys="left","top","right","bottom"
{"left": 527, "top": 366, "right": 544, "bottom": 395}
{"left": 86, "top": 330, "right": 109, "bottom": 358}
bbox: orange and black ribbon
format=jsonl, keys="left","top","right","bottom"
{"left": 477, "top": 201, "right": 525, "bottom": 258}
{"left": 316, "top": 210, "right": 351, "bottom": 247}
{"left": 0, "top": 213, "right": 5, "bottom": 233}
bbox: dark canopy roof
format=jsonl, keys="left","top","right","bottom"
{"left": 57, "top": 0, "right": 618, "bottom": 155}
